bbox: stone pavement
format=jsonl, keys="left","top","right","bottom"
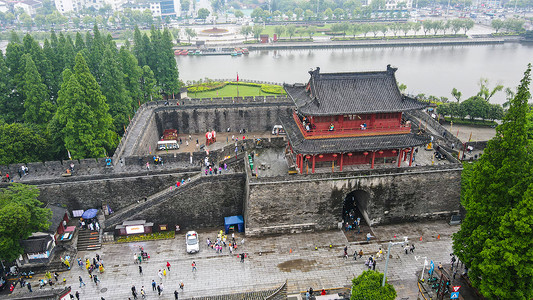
{"left": 9, "top": 220, "right": 458, "bottom": 300}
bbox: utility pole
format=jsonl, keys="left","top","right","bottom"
{"left": 382, "top": 237, "right": 409, "bottom": 287}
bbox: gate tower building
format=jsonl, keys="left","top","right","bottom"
{"left": 281, "top": 65, "right": 431, "bottom": 173}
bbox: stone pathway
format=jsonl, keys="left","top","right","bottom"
{"left": 8, "top": 220, "right": 459, "bottom": 300}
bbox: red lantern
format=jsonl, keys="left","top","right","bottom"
{"left": 392, "top": 150, "right": 397, "bottom": 154}
{"left": 347, "top": 153, "right": 353, "bottom": 156}
{"left": 379, "top": 150, "right": 384, "bottom": 154}
{"left": 306, "top": 155, "right": 311, "bottom": 159}
{"left": 363, "top": 152, "right": 369, "bottom": 156}
{"left": 319, "top": 154, "right": 324, "bottom": 158}
{"left": 332, "top": 154, "right": 338, "bottom": 157}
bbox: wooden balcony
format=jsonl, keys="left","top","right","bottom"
{"left": 293, "top": 113, "right": 411, "bottom": 140}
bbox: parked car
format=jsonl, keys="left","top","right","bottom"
{"left": 186, "top": 231, "right": 199, "bottom": 254}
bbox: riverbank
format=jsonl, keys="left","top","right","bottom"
{"left": 176, "top": 35, "right": 521, "bottom": 53}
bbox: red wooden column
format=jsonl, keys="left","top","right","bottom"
{"left": 312, "top": 155, "right": 316, "bottom": 173}
{"left": 397, "top": 149, "right": 402, "bottom": 167}
{"left": 403, "top": 149, "right": 408, "bottom": 161}
{"left": 371, "top": 151, "right": 376, "bottom": 169}
{"left": 299, "top": 154, "right": 304, "bottom": 174}
{"left": 409, "top": 147, "right": 414, "bottom": 166}
{"left": 340, "top": 153, "right": 344, "bottom": 171}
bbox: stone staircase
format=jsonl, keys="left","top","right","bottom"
{"left": 76, "top": 229, "right": 101, "bottom": 251}
{"left": 104, "top": 173, "right": 203, "bottom": 230}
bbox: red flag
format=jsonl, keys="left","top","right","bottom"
{"left": 237, "top": 73, "right": 239, "bottom": 82}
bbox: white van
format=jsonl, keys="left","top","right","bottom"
{"left": 157, "top": 140, "right": 179, "bottom": 150}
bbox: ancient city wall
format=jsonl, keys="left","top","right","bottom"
{"left": 245, "top": 164, "right": 462, "bottom": 236}
{"left": 130, "top": 100, "right": 293, "bottom": 156}
{"left": 32, "top": 173, "right": 194, "bottom": 213}
{"left": 136, "top": 173, "right": 246, "bottom": 229}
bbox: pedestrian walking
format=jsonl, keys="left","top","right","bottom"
{"left": 157, "top": 284, "right": 162, "bottom": 296}
{"left": 343, "top": 246, "right": 348, "bottom": 259}
{"left": 54, "top": 272, "right": 59, "bottom": 281}
{"left": 79, "top": 276, "right": 86, "bottom": 287}
{"left": 27, "top": 282, "right": 32, "bottom": 292}
{"left": 359, "top": 249, "right": 363, "bottom": 258}
{"left": 152, "top": 280, "right": 156, "bottom": 291}
{"left": 410, "top": 244, "right": 415, "bottom": 253}
{"left": 353, "top": 250, "right": 358, "bottom": 260}
{"left": 240, "top": 253, "right": 245, "bottom": 263}
{"left": 404, "top": 244, "right": 410, "bottom": 255}
{"left": 179, "top": 281, "right": 184, "bottom": 290}
{"left": 372, "top": 260, "right": 377, "bottom": 271}
{"left": 139, "top": 265, "right": 142, "bottom": 274}
{"left": 93, "top": 274, "right": 99, "bottom": 285}
{"left": 192, "top": 261, "right": 197, "bottom": 272}
{"left": 158, "top": 269, "right": 163, "bottom": 279}
{"left": 140, "top": 287, "right": 146, "bottom": 299}
{"left": 75, "top": 291, "right": 80, "bottom": 300}
{"left": 174, "top": 290, "right": 179, "bottom": 299}
{"left": 166, "top": 261, "right": 171, "bottom": 271}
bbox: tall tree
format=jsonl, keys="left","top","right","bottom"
{"left": 453, "top": 64, "right": 533, "bottom": 300}
{"left": 119, "top": 47, "right": 142, "bottom": 109}
{"left": 22, "top": 54, "right": 54, "bottom": 125}
{"left": 0, "top": 50, "right": 13, "bottom": 123}
{"left": 100, "top": 48, "right": 131, "bottom": 133}
{"left": 157, "top": 28, "right": 180, "bottom": 96}
{"left": 4, "top": 42, "right": 26, "bottom": 122}
{"left": 133, "top": 26, "right": 147, "bottom": 66}
{"left": 0, "top": 184, "right": 52, "bottom": 263}
{"left": 52, "top": 53, "right": 116, "bottom": 159}
{"left": 140, "top": 65, "right": 160, "bottom": 103}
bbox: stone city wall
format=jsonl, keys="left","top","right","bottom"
{"left": 30, "top": 172, "right": 195, "bottom": 213}
{"left": 135, "top": 173, "right": 246, "bottom": 230}
{"left": 245, "top": 164, "right": 462, "bottom": 236}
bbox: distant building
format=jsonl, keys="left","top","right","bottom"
{"left": 123, "top": 0, "right": 161, "bottom": 17}
{"left": 14, "top": 0, "right": 43, "bottom": 16}
{"left": 384, "top": 0, "right": 413, "bottom": 10}
{"left": 54, "top": 0, "right": 104, "bottom": 14}
{"left": 159, "top": 0, "right": 176, "bottom": 16}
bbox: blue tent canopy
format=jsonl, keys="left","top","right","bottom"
{"left": 224, "top": 215, "right": 244, "bottom": 234}
{"left": 81, "top": 209, "right": 98, "bottom": 219}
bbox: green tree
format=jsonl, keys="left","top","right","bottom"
{"left": 453, "top": 64, "right": 533, "bottom": 300}
{"left": 240, "top": 25, "right": 252, "bottom": 41}
{"left": 477, "top": 78, "right": 504, "bottom": 102}
{"left": 451, "top": 87, "right": 462, "bottom": 102}
{"left": 294, "top": 8, "right": 303, "bottom": 20}
{"left": 450, "top": 19, "right": 463, "bottom": 35}
{"left": 333, "top": 8, "right": 344, "bottom": 19}
{"left": 0, "top": 50, "right": 13, "bottom": 123}
{"left": 185, "top": 28, "right": 197, "bottom": 42}
{"left": 51, "top": 53, "right": 116, "bottom": 159}
{"left": 324, "top": 7, "right": 333, "bottom": 19}
{"left": 234, "top": 10, "right": 244, "bottom": 19}
{"left": 22, "top": 54, "right": 54, "bottom": 125}
{"left": 119, "top": 47, "right": 142, "bottom": 109}
{"left": 274, "top": 26, "right": 285, "bottom": 39}
{"left": 306, "top": 26, "right": 317, "bottom": 39}
{"left": 286, "top": 25, "right": 297, "bottom": 39}
{"left": 140, "top": 65, "right": 160, "bottom": 103}
{"left": 252, "top": 25, "right": 263, "bottom": 40}
{"left": 100, "top": 48, "right": 131, "bottom": 133}
{"left": 422, "top": 20, "right": 433, "bottom": 35}
{"left": 197, "top": 8, "right": 210, "bottom": 22}
{"left": 461, "top": 19, "right": 474, "bottom": 34}
{"left": 158, "top": 28, "right": 181, "bottom": 96}
{"left": 0, "top": 123, "right": 51, "bottom": 164}
{"left": 0, "top": 184, "right": 52, "bottom": 263}
{"left": 5, "top": 42, "right": 26, "bottom": 122}
{"left": 350, "top": 270, "right": 396, "bottom": 300}
{"left": 251, "top": 7, "right": 264, "bottom": 22}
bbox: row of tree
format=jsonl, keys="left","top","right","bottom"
{"left": 0, "top": 25, "right": 180, "bottom": 164}
{"left": 436, "top": 97, "right": 504, "bottom": 121}
{"left": 491, "top": 18, "right": 527, "bottom": 33}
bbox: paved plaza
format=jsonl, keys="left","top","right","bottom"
{"left": 7, "top": 220, "right": 458, "bottom": 300}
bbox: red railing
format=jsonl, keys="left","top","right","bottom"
{"left": 293, "top": 112, "right": 411, "bottom": 139}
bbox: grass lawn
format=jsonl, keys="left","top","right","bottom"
{"left": 189, "top": 84, "right": 284, "bottom": 98}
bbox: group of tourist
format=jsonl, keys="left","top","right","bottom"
{"left": 206, "top": 230, "right": 246, "bottom": 260}
{"left": 79, "top": 218, "right": 101, "bottom": 232}
{"left": 17, "top": 165, "right": 29, "bottom": 178}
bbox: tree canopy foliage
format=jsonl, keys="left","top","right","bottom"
{"left": 350, "top": 270, "right": 396, "bottom": 300}
{"left": 0, "top": 26, "right": 179, "bottom": 164}
{"left": 0, "top": 183, "right": 52, "bottom": 262}
{"left": 452, "top": 64, "right": 533, "bottom": 300}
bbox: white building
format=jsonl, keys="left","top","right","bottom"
{"left": 122, "top": 1, "right": 161, "bottom": 17}
{"left": 385, "top": 0, "right": 413, "bottom": 10}
{"left": 55, "top": 0, "right": 104, "bottom": 13}
{"left": 14, "top": 0, "right": 42, "bottom": 16}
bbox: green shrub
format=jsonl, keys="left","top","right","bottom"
{"left": 276, "top": 38, "right": 313, "bottom": 42}
{"left": 261, "top": 84, "right": 285, "bottom": 94}
{"left": 443, "top": 117, "right": 497, "bottom": 127}
{"left": 187, "top": 82, "right": 227, "bottom": 92}
{"left": 116, "top": 231, "right": 175, "bottom": 243}
{"left": 243, "top": 40, "right": 260, "bottom": 44}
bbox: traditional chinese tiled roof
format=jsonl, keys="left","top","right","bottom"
{"left": 284, "top": 65, "right": 427, "bottom": 116}
{"left": 280, "top": 114, "right": 430, "bottom": 154}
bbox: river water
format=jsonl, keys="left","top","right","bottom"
{"left": 176, "top": 43, "right": 533, "bottom": 105}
